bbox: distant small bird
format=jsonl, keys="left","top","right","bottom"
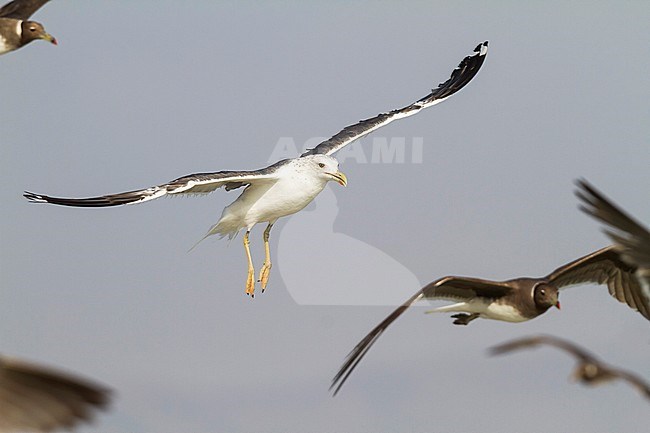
{"left": 24, "top": 41, "right": 488, "bottom": 297}
{"left": 0, "top": 0, "right": 56, "bottom": 55}
{"left": 0, "top": 354, "right": 111, "bottom": 432}
{"left": 331, "top": 246, "right": 649, "bottom": 395}
{"left": 576, "top": 179, "right": 650, "bottom": 295}
{"left": 490, "top": 335, "right": 650, "bottom": 402}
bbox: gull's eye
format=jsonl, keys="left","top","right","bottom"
{"left": 540, "top": 289, "right": 546, "bottom": 296}
{"left": 318, "top": 163, "right": 325, "bottom": 168}
{"left": 30, "top": 27, "right": 37, "bottom": 32}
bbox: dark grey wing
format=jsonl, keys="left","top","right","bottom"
{"left": 421, "top": 275, "right": 512, "bottom": 300}
{"left": 23, "top": 160, "right": 287, "bottom": 208}
{"left": 302, "top": 41, "right": 488, "bottom": 157}
{"left": 576, "top": 179, "right": 650, "bottom": 290}
{"left": 330, "top": 289, "right": 423, "bottom": 396}
{"left": 546, "top": 246, "right": 650, "bottom": 320}
{"left": 489, "top": 335, "right": 599, "bottom": 363}
{"left": 614, "top": 370, "right": 650, "bottom": 401}
{"left": 330, "top": 275, "right": 510, "bottom": 395}
{"left": 0, "top": 355, "right": 110, "bottom": 432}
{"left": 0, "top": 0, "right": 50, "bottom": 19}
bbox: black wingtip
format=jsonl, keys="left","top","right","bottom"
{"left": 574, "top": 177, "right": 592, "bottom": 194}
{"left": 472, "top": 41, "right": 489, "bottom": 57}
{"left": 23, "top": 191, "right": 47, "bottom": 203}
{"left": 476, "top": 41, "right": 489, "bottom": 51}
{"left": 574, "top": 178, "right": 599, "bottom": 211}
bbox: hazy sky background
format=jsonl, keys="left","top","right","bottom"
{"left": 1, "top": 1, "right": 649, "bottom": 432}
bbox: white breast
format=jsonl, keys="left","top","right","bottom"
{"left": 483, "top": 303, "right": 528, "bottom": 322}
{"left": 427, "top": 299, "right": 529, "bottom": 323}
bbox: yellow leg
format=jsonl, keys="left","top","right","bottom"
{"left": 258, "top": 223, "right": 274, "bottom": 292}
{"left": 243, "top": 230, "right": 255, "bottom": 297}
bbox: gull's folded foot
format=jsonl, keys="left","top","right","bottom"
{"left": 243, "top": 230, "right": 255, "bottom": 298}
{"left": 258, "top": 261, "right": 272, "bottom": 293}
{"left": 451, "top": 313, "right": 479, "bottom": 325}
{"left": 246, "top": 268, "right": 256, "bottom": 298}
{"left": 259, "top": 222, "right": 275, "bottom": 294}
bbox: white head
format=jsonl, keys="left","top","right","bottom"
{"left": 301, "top": 154, "right": 348, "bottom": 186}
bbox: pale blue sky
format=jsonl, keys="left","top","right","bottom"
{"left": 1, "top": 1, "right": 649, "bottom": 432}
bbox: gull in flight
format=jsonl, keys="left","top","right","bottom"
{"left": 24, "top": 41, "right": 488, "bottom": 297}
{"left": 490, "top": 335, "right": 650, "bottom": 402}
{"left": 331, "top": 246, "right": 649, "bottom": 395}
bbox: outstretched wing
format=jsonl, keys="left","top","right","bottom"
{"left": 330, "top": 289, "right": 423, "bottom": 396}
{"left": 545, "top": 246, "right": 649, "bottom": 320}
{"left": 330, "top": 275, "right": 511, "bottom": 395}
{"left": 302, "top": 41, "right": 488, "bottom": 157}
{"left": 576, "top": 179, "right": 650, "bottom": 293}
{"left": 421, "top": 275, "right": 512, "bottom": 300}
{"left": 0, "top": 0, "right": 50, "bottom": 19}
{"left": 615, "top": 370, "right": 650, "bottom": 401}
{"left": 23, "top": 160, "right": 288, "bottom": 208}
{"left": 490, "top": 335, "right": 598, "bottom": 363}
{"left": 0, "top": 354, "right": 110, "bottom": 432}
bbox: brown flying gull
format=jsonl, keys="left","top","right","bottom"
{"left": 0, "top": 0, "right": 56, "bottom": 55}
{"left": 331, "top": 246, "right": 648, "bottom": 395}
{"left": 576, "top": 179, "right": 650, "bottom": 297}
{"left": 490, "top": 335, "right": 650, "bottom": 402}
{"left": 24, "top": 41, "right": 488, "bottom": 297}
{"left": 0, "top": 354, "right": 111, "bottom": 432}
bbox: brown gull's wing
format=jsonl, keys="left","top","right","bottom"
{"left": 545, "top": 246, "right": 649, "bottom": 320}
{"left": 0, "top": 354, "right": 111, "bottom": 432}
{"left": 613, "top": 369, "right": 650, "bottom": 401}
{"left": 576, "top": 179, "right": 650, "bottom": 292}
{"left": 0, "top": 0, "right": 50, "bottom": 19}
{"left": 330, "top": 276, "right": 512, "bottom": 395}
{"left": 490, "top": 335, "right": 599, "bottom": 363}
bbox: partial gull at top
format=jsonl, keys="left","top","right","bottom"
{"left": 24, "top": 41, "right": 488, "bottom": 297}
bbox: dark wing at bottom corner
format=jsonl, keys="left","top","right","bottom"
{"left": 0, "top": 356, "right": 111, "bottom": 432}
